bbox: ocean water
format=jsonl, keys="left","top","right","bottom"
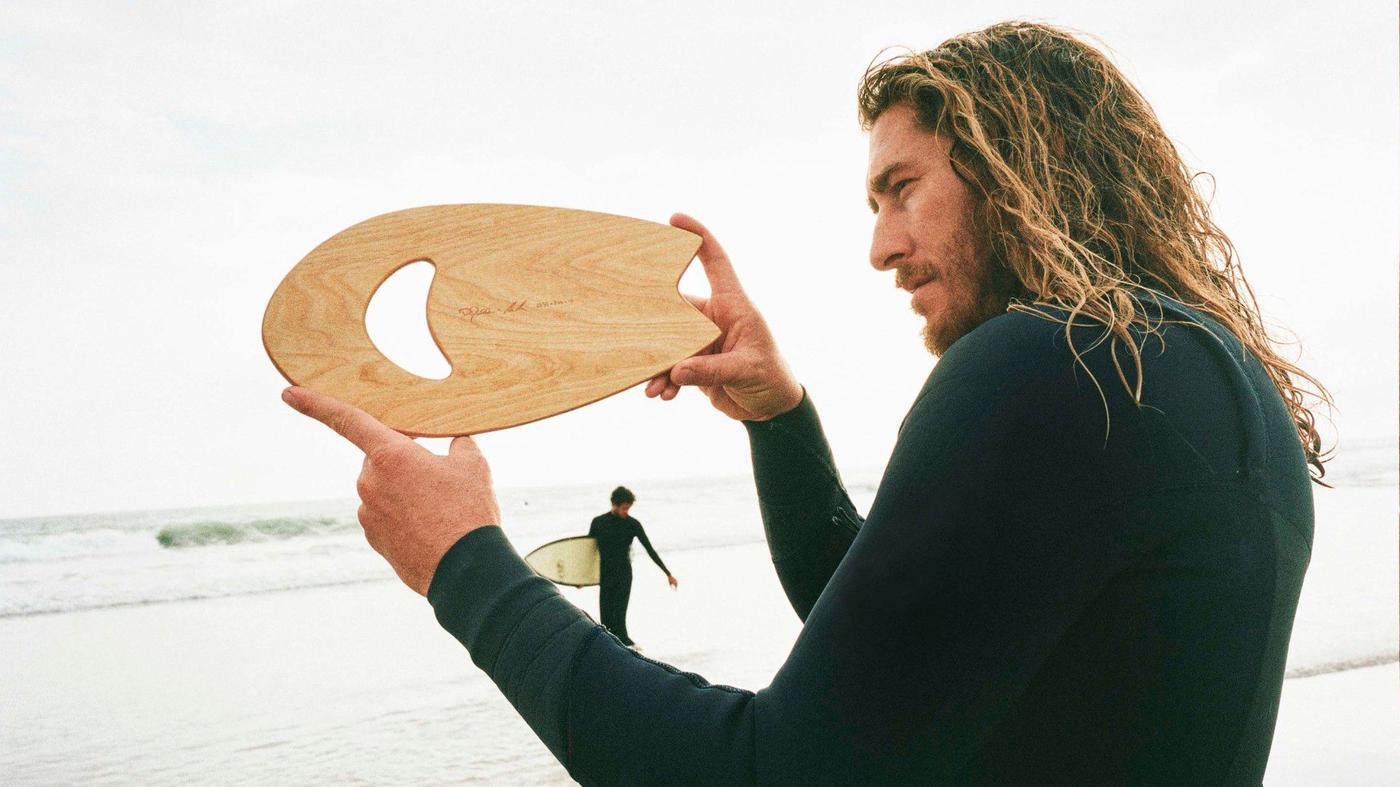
{"left": 0, "top": 437, "right": 1389, "bottom": 620}
{"left": 0, "top": 471, "right": 886, "bottom": 619}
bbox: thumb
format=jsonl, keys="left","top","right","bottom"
{"left": 448, "top": 435, "right": 481, "bottom": 460}
{"left": 671, "top": 352, "right": 750, "bottom": 387}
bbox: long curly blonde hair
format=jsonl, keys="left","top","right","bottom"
{"left": 858, "top": 21, "right": 1332, "bottom": 482}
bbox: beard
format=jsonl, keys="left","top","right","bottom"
{"left": 908, "top": 220, "right": 1019, "bottom": 356}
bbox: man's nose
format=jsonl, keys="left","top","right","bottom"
{"left": 869, "top": 213, "right": 909, "bottom": 272}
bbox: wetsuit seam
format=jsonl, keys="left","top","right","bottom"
{"left": 832, "top": 506, "right": 862, "bottom": 537}
{"left": 563, "top": 625, "right": 607, "bottom": 773}
{"left": 762, "top": 496, "right": 859, "bottom": 565}
{"left": 628, "top": 650, "right": 751, "bottom": 695}
{"left": 1117, "top": 473, "right": 1310, "bottom": 547}
{"left": 576, "top": 622, "right": 751, "bottom": 695}
{"left": 755, "top": 416, "right": 851, "bottom": 501}
{"left": 1011, "top": 474, "right": 1261, "bottom": 524}
{"left": 1167, "top": 301, "right": 1272, "bottom": 474}
{"left": 750, "top": 692, "right": 759, "bottom": 787}
{"left": 1253, "top": 494, "right": 1313, "bottom": 547}
{"left": 749, "top": 402, "right": 861, "bottom": 619}
{"left": 1223, "top": 537, "right": 1280, "bottom": 781}
{"left": 502, "top": 605, "right": 594, "bottom": 698}
{"left": 491, "top": 591, "right": 559, "bottom": 675}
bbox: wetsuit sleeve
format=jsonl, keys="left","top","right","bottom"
{"left": 632, "top": 520, "right": 671, "bottom": 576}
{"left": 429, "top": 527, "right": 756, "bottom": 784}
{"left": 742, "top": 390, "right": 862, "bottom": 620}
{"left": 428, "top": 527, "right": 600, "bottom": 766}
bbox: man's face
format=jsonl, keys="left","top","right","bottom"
{"left": 614, "top": 502, "right": 632, "bottom": 517}
{"left": 866, "top": 103, "right": 1010, "bottom": 355}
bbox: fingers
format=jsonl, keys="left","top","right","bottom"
{"left": 449, "top": 436, "right": 502, "bottom": 524}
{"left": 670, "top": 213, "right": 745, "bottom": 296}
{"left": 644, "top": 371, "right": 683, "bottom": 401}
{"left": 448, "top": 435, "right": 482, "bottom": 462}
{"left": 282, "top": 386, "right": 412, "bottom": 455}
{"left": 670, "top": 352, "right": 748, "bottom": 388}
{"left": 645, "top": 374, "right": 668, "bottom": 398}
{"left": 646, "top": 328, "right": 747, "bottom": 399}
{"left": 646, "top": 289, "right": 719, "bottom": 401}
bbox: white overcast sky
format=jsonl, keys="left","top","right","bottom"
{"left": 2, "top": 1, "right": 1396, "bottom": 519}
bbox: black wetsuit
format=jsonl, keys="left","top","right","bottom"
{"left": 588, "top": 512, "right": 671, "bottom": 646}
{"left": 428, "top": 295, "right": 1313, "bottom": 784}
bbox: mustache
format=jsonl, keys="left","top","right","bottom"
{"left": 895, "top": 264, "right": 939, "bottom": 291}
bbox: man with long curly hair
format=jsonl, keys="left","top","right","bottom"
{"left": 284, "top": 21, "right": 1330, "bottom": 784}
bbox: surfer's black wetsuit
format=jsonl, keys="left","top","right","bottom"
{"left": 428, "top": 295, "right": 1313, "bottom": 784}
{"left": 588, "top": 512, "right": 671, "bottom": 646}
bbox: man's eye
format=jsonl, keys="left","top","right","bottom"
{"left": 893, "top": 179, "right": 914, "bottom": 196}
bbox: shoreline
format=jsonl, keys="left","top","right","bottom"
{"left": 7, "top": 571, "right": 1394, "bottom": 682}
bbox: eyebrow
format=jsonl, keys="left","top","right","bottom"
{"left": 866, "top": 162, "right": 907, "bottom": 213}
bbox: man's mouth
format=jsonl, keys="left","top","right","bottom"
{"left": 897, "top": 269, "right": 937, "bottom": 293}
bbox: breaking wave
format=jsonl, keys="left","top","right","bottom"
{"left": 155, "top": 517, "right": 348, "bottom": 548}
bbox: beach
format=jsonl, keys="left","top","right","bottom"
{"left": 2, "top": 465, "right": 1395, "bottom": 783}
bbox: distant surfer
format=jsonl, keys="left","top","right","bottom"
{"left": 589, "top": 486, "right": 677, "bottom": 650}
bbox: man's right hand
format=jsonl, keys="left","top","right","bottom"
{"left": 645, "top": 213, "right": 804, "bottom": 422}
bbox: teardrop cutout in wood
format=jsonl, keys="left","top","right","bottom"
{"left": 262, "top": 204, "right": 719, "bottom": 436}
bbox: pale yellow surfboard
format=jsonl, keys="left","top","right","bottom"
{"left": 524, "top": 536, "right": 602, "bottom": 587}
{"left": 262, "top": 204, "right": 719, "bottom": 436}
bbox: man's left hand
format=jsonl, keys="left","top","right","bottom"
{"left": 281, "top": 386, "right": 501, "bottom": 596}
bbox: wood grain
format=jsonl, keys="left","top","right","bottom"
{"left": 262, "top": 204, "right": 719, "bottom": 435}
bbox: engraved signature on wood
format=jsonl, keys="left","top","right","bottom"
{"left": 458, "top": 298, "right": 575, "bottom": 323}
